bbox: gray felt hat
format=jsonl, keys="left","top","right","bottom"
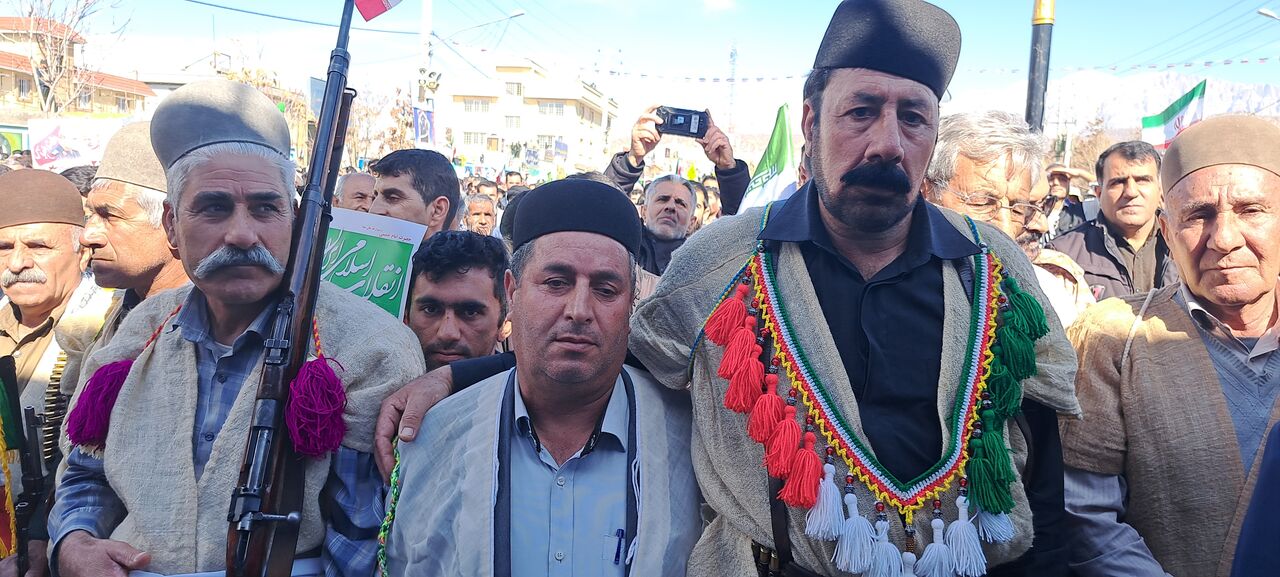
{"left": 96, "top": 122, "right": 166, "bottom": 193}
{"left": 814, "top": 0, "right": 961, "bottom": 99}
{"left": 150, "top": 78, "right": 291, "bottom": 169}
{"left": 1162, "top": 115, "right": 1280, "bottom": 192}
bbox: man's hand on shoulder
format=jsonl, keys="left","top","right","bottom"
{"left": 374, "top": 365, "right": 455, "bottom": 481}
{"left": 697, "top": 111, "right": 736, "bottom": 170}
{"left": 57, "top": 531, "right": 149, "bottom": 577}
{"left": 628, "top": 104, "right": 664, "bottom": 169}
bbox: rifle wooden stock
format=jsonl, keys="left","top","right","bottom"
{"left": 225, "top": 1, "right": 357, "bottom": 574}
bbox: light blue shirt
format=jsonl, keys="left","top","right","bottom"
{"left": 510, "top": 376, "right": 628, "bottom": 577}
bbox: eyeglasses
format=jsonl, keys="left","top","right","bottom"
{"left": 947, "top": 189, "right": 1061, "bottom": 223}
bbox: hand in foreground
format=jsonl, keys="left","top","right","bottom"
{"left": 628, "top": 104, "right": 664, "bottom": 168}
{"left": 0, "top": 539, "right": 48, "bottom": 577}
{"left": 374, "top": 365, "right": 455, "bottom": 482}
{"left": 57, "top": 532, "right": 149, "bottom": 577}
{"left": 697, "top": 111, "right": 736, "bottom": 170}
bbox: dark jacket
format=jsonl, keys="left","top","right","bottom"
{"left": 603, "top": 151, "right": 752, "bottom": 216}
{"left": 1048, "top": 218, "right": 1180, "bottom": 301}
{"left": 1232, "top": 420, "right": 1280, "bottom": 577}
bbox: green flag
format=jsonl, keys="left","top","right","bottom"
{"left": 741, "top": 104, "right": 798, "bottom": 209}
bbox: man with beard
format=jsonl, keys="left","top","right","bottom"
{"left": 1050, "top": 141, "right": 1180, "bottom": 300}
{"left": 383, "top": 179, "right": 701, "bottom": 576}
{"left": 637, "top": 175, "right": 697, "bottom": 275}
{"left": 1064, "top": 115, "right": 1280, "bottom": 576}
{"left": 405, "top": 230, "right": 509, "bottom": 372}
{"left": 627, "top": 1, "right": 1078, "bottom": 575}
{"left": 463, "top": 194, "right": 498, "bottom": 236}
{"left": 926, "top": 111, "right": 1094, "bottom": 328}
{"left": 0, "top": 169, "right": 110, "bottom": 577}
{"left": 49, "top": 79, "right": 423, "bottom": 577}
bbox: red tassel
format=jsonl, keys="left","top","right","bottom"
{"left": 779, "top": 431, "right": 822, "bottom": 508}
{"left": 66, "top": 359, "right": 134, "bottom": 449}
{"left": 724, "top": 345, "right": 764, "bottom": 413}
{"left": 765, "top": 404, "right": 800, "bottom": 478}
{"left": 286, "top": 356, "right": 348, "bottom": 458}
{"left": 717, "top": 317, "right": 758, "bottom": 380}
{"left": 705, "top": 285, "right": 749, "bottom": 345}
{"left": 747, "top": 376, "right": 784, "bottom": 443}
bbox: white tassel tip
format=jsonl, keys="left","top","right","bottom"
{"left": 946, "top": 497, "right": 987, "bottom": 577}
{"left": 975, "top": 508, "right": 1015, "bottom": 543}
{"left": 804, "top": 463, "right": 844, "bottom": 541}
{"left": 914, "top": 518, "right": 952, "bottom": 577}
{"left": 833, "top": 493, "right": 875, "bottom": 574}
{"left": 900, "top": 552, "right": 918, "bottom": 577}
{"left": 866, "top": 520, "right": 903, "bottom": 577}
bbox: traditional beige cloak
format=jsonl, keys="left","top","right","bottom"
{"left": 630, "top": 205, "right": 1080, "bottom": 576}
{"left": 68, "top": 283, "right": 425, "bottom": 573}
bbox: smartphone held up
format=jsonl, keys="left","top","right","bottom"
{"left": 655, "top": 106, "right": 710, "bottom": 139}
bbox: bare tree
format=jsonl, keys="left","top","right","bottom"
{"left": 3, "top": 0, "right": 122, "bottom": 115}
{"left": 342, "top": 91, "right": 387, "bottom": 169}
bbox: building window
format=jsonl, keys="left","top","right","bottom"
{"left": 536, "top": 134, "right": 556, "bottom": 149}
{"left": 505, "top": 116, "right": 521, "bottom": 129}
{"left": 463, "top": 98, "right": 489, "bottom": 113}
{"left": 538, "top": 101, "right": 564, "bottom": 116}
{"left": 505, "top": 82, "right": 523, "bottom": 96}
{"left": 463, "top": 131, "right": 485, "bottom": 146}
{"left": 79, "top": 90, "right": 91, "bottom": 109}
{"left": 116, "top": 96, "right": 128, "bottom": 113}
{"left": 17, "top": 78, "right": 32, "bottom": 99}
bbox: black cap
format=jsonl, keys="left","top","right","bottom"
{"left": 511, "top": 179, "right": 642, "bottom": 255}
{"left": 813, "top": 0, "right": 961, "bottom": 99}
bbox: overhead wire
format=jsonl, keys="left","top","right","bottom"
{"left": 1132, "top": 8, "right": 1264, "bottom": 67}
{"left": 1106, "top": 0, "right": 1252, "bottom": 67}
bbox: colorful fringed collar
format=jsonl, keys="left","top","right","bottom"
{"left": 701, "top": 205, "right": 1050, "bottom": 576}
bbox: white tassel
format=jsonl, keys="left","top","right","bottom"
{"left": 974, "top": 506, "right": 1015, "bottom": 543}
{"left": 901, "top": 551, "right": 919, "bottom": 577}
{"left": 805, "top": 463, "right": 844, "bottom": 540}
{"left": 914, "top": 517, "right": 952, "bottom": 577}
{"left": 833, "top": 492, "right": 875, "bottom": 574}
{"left": 867, "top": 519, "right": 904, "bottom": 577}
{"left": 945, "top": 496, "right": 986, "bottom": 577}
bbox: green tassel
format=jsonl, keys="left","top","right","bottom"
{"left": 967, "top": 410, "right": 1017, "bottom": 515}
{"left": 985, "top": 360, "right": 1023, "bottom": 421}
{"left": 996, "top": 320, "right": 1037, "bottom": 381}
{"left": 1003, "top": 277, "right": 1050, "bottom": 340}
{"left": 0, "top": 378, "right": 20, "bottom": 451}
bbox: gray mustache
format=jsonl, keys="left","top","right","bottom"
{"left": 1, "top": 268, "right": 47, "bottom": 288}
{"left": 193, "top": 245, "right": 285, "bottom": 279}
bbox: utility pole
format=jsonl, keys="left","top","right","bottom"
{"left": 728, "top": 44, "right": 737, "bottom": 133}
{"left": 1025, "top": 0, "right": 1054, "bottom": 132}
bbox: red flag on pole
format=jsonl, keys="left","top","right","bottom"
{"left": 355, "top": 0, "right": 402, "bottom": 21}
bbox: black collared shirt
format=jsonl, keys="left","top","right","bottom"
{"left": 758, "top": 184, "right": 979, "bottom": 482}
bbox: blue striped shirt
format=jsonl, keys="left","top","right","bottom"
{"left": 50, "top": 289, "right": 384, "bottom": 577}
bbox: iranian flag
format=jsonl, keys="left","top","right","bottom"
{"left": 740, "top": 104, "right": 798, "bottom": 210}
{"left": 355, "top": 0, "right": 402, "bottom": 21}
{"left": 1141, "top": 79, "right": 1207, "bottom": 150}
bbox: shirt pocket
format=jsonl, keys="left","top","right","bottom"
{"left": 601, "top": 532, "right": 627, "bottom": 576}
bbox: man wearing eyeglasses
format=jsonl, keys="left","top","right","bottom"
{"left": 925, "top": 110, "right": 1095, "bottom": 327}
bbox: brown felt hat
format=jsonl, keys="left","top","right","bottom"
{"left": 814, "top": 0, "right": 961, "bottom": 99}
{"left": 150, "top": 78, "right": 291, "bottom": 169}
{"left": 1162, "top": 115, "right": 1280, "bottom": 192}
{"left": 95, "top": 121, "right": 166, "bottom": 193}
{"left": 0, "top": 169, "right": 84, "bottom": 229}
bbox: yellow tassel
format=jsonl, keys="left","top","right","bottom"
{"left": 0, "top": 415, "right": 14, "bottom": 559}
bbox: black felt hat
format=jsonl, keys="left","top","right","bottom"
{"left": 814, "top": 0, "right": 961, "bottom": 99}
{"left": 511, "top": 179, "right": 642, "bottom": 255}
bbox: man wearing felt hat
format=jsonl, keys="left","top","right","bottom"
{"left": 0, "top": 169, "right": 110, "bottom": 577}
{"left": 1063, "top": 115, "right": 1280, "bottom": 577}
{"left": 49, "top": 78, "right": 425, "bottom": 577}
{"left": 53, "top": 122, "right": 190, "bottom": 408}
{"left": 628, "top": 0, "right": 1079, "bottom": 575}
{"left": 382, "top": 179, "right": 701, "bottom": 576}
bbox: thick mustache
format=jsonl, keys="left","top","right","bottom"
{"left": 193, "top": 245, "right": 285, "bottom": 279}
{"left": 0, "top": 268, "right": 47, "bottom": 288}
{"left": 841, "top": 163, "right": 912, "bottom": 194}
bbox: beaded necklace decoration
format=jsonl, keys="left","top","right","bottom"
{"left": 702, "top": 207, "right": 1049, "bottom": 576}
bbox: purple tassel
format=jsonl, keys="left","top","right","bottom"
{"left": 66, "top": 359, "right": 134, "bottom": 449}
{"left": 286, "top": 356, "right": 347, "bottom": 458}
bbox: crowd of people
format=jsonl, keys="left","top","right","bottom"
{"left": 0, "top": 0, "right": 1276, "bottom": 576}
